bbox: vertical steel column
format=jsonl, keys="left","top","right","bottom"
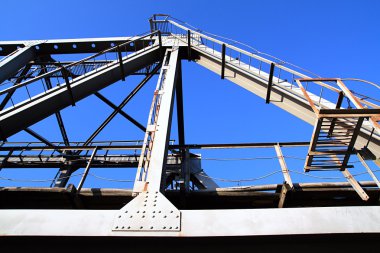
{"left": 116, "top": 46, "right": 125, "bottom": 81}
{"left": 40, "top": 64, "right": 70, "bottom": 146}
{"left": 187, "top": 30, "right": 192, "bottom": 61}
{"left": 175, "top": 60, "right": 189, "bottom": 192}
{"left": 115, "top": 48, "right": 181, "bottom": 232}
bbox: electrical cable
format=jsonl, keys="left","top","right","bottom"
{"left": 195, "top": 170, "right": 282, "bottom": 182}
{"left": 88, "top": 173, "right": 134, "bottom": 182}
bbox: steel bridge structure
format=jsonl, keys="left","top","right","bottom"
{"left": 0, "top": 14, "right": 380, "bottom": 251}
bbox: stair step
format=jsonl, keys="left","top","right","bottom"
{"left": 306, "top": 165, "right": 354, "bottom": 170}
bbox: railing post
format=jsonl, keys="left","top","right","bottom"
{"left": 60, "top": 66, "right": 76, "bottom": 106}
{"left": 116, "top": 45, "right": 125, "bottom": 81}
{"left": 187, "top": 30, "right": 191, "bottom": 61}
{"left": 266, "top": 63, "right": 275, "bottom": 104}
{"left": 149, "top": 18, "right": 154, "bottom": 33}
{"left": 158, "top": 30, "right": 163, "bottom": 58}
{"left": 221, "top": 43, "right": 226, "bottom": 79}
{"left": 77, "top": 146, "right": 98, "bottom": 193}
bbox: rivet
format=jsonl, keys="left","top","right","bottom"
{"left": 142, "top": 215, "right": 145, "bottom": 218}
{"left": 163, "top": 226, "right": 166, "bottom": 229}
{"left": 154, "top": 200, "right": 157, "bottom": 202}
{"left": 118, "top": 215, "right": 121, "bottom": 218}
{"left": 158, "top": 211, "right": 161, "bottom": 213}
{"left": 125, "top": 211, "right": 128, "bottom": 213}
{"left": 164, "top": 215, "right": 167, "bottom": 218}
{"left": 140, "top": 226, "right": 143, "bottom": 229}
{"left": 169, "top": 227, "right": 172, "bottom": 229}
{"left": 128, "top": 226, "right": 131, "bottom": 229}
{"left": 150, "top": 226, "right": 154, "bottom": 229}
{"left": 137, "top": 211, "right": 140, "bottom": 213}
{"left": 153, "top": 204, "right": 156, "bottom": 206}
{"left": 122, "top": 226, "right": 125, "bottom": 229}
{"left": 144, "top": 200, "right": 147, "bottom": 202}
{"left": 130, "top": 215, "right": 133, "bottom": 218}
{"left": 143, "top": 211, "right": 146, "bottom": 213}
{"left": 155, "top": 196, "right": 158, "bottom": 198}
{"left": 153, "top": 211, "right": 156, "bottom": 213}
{"left": 152, "top": 215, "right": 155, "bottom": 218}
{"left": 170, "top": 211, "right": 173, "bottom": 213}
{"left": 176, "top": 215, "right": 179, "bottom": 218}
{"left": 115, "top": 226, "right": 119, "bottom": 229}
{"left": 144, "top": 204, "right": 147, "bottom": 206}
{"left": 175, "top": 226, "right": 178, "bottom": 229}
{"left": 156, "top": 191, "right": 158, "bottom": 194}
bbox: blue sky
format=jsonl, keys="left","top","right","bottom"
{"left": 0, "top": 0, "right": 379, "bottom": 189}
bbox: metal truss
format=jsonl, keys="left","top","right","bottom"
{"left": 0, "top": 14, "right": 379, "bottom": 243}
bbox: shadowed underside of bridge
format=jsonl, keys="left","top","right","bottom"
{"left": 0, "top": 14, "right": 380, "bottom": 250}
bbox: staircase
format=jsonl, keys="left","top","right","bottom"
{"left": 0, "top": 31, "right": 162, "bottom": 139}
{"left": 305, "top": 116, "right": 364, "bottom": 171}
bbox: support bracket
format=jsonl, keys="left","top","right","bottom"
{"left": 113, "top": 191, "right": 181, "bottom": 232}
{"left": 60, "top": 66, "right": 75, "bottom": 106}
{"left": 117, "top": 45, "right": 125, "bottom": 81}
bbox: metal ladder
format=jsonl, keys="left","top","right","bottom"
{"left": 133, "top": 50, "right": 170, "bottom": 193}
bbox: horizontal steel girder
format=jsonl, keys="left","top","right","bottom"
{"left": 0, "top": 46, "right": 161, "bottom": 139}
{"left": 0, "top": 154, "right": 186, "bottom": 168}
{"left": 0, "top": 206, "right": 380, "bottom": 236}
{"left": 192, "top": 47, "right": 380, "bottom": 158}
{"left": 0, "top": 37, "right": 155, "bottom": 56}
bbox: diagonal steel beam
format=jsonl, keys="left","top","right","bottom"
{"left": 0, "top": 45, "right": 37, "bottom": 84}
{"left": 41, "top": 65, "right": 70, "bottom": 146}
{"left": 77, "top": 147, "right": 98, "bottom": 193}
{"left": 0, "top": 65, "right": 32, "bottom": 110}
{"left": 78, "top": 64, "right": 161, "bottom": 153}
{"left": 24, "top": 128, "right": 63, "bottom": 154}
{"left": 0, "top": 45, "right": 161, "bottom": 139}
{"left": 95, "top": 92, "right": 145, "bottom": 132}
{"left": 40, "top": 63, "right": 71, "bottom": 146}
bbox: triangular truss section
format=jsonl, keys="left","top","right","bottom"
{"left": 0, "top": 14, "right": 379, "bottom": 220}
